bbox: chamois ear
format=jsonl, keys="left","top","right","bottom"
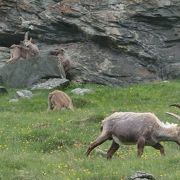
{"left": 29, "top": 37, "right": 32, "bottom": 42}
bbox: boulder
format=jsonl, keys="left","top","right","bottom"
{"left": 0, "top": 51, "right": 66, "bottom": 88}
{"left": 71, "top": 88, "right": 92, "bottom": 95}
{"left": 16, "top": 90, "right": 33, "bottom": 99}
{"left": 9, "top": 98, "right": 19, "bottom": 103}
{"left": 31, "top": 78, "right": 69, "bottom": 90}
{"left": 128, "top": 171, "right": 156, "bottom": 180}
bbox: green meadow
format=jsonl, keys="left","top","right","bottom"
{"left": 0, "top": 81, "right": 179, "bottom": 180}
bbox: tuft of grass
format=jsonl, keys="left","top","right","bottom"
{"left": 0, "top": 80, "right": 180, "bottom": 179}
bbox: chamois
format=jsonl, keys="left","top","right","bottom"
{"left": 7, "top": 31, "right": 39, "bottom": 63}
{"left": 166, "top": 103, "right": 180, "bottom": 120}
{"left": 7, "top": 44, "right": 30, "bottom": 63}
{"left": 48, "top": 90, "right": 74, "bottom": 111}
{"left": 50, "top": 48, "right": 71, "bottom": 74}
{"left": 86, "top": 112, "right": 180, "bottom": 159}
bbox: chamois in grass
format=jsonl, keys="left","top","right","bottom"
{"left": 48, "top": 90, "right": 74, "bottom": 111}
{"left": 86, "top": 112, "right": 180, "bottom": 159}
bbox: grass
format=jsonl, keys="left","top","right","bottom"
{"left": 0, "top": 80, "right": 180, "bottom": 180}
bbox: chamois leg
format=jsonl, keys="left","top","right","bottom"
{"left": 86, "top": 132, "right": 110, "bottom": 156}
{"left": 152, "top": 143, "right": 165, "bottom": 156}
{"left": 7, "top": 56, "right": 19, "bottom": 64}
{"left": 7, "top": 56, "right": 14, "bottom": 63}
{"left": 7, "top": 58, "right": 15, "bottom": 64}
{"left": 107, "top": 140, "right": 119, "bottom": 160}
{"left": 137, "top": 137, "right": 145, "bottom": 158}
{"left": 53, "top": 106, "right": 62, "bottom": 111}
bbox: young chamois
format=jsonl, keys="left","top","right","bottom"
{"left": 48, "top": 90, "right": 74, "bottom": 111}
{"left": 86, "top": 112, "right": 180, "bottom": 159}
{"left": 7, "top": 32, "right": 39, "bottom": 63}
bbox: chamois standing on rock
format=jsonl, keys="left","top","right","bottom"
{"left": 86, "top": 112, "right": 180, "bottom": 159}
{"left": 50, "top": 48, "right": 71, "bottom": 78}
{"left": 48, "top": 90, "right": 74, "bottom": 111}
{"left": 7, "top": 31, "right": 39, "bottom": 63}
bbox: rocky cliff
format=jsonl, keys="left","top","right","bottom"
{"left": 0, "top": 0, "right": 180, "bottom": 87}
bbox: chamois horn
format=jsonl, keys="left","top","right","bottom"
{"left": 170, "top": 104, "right": 180, "bottom": 109}
{"left": 24, "top": 31, "right": 29, "bottom": 41}
{"left": 166, "top": 112, "right": 180, "bottom": 120}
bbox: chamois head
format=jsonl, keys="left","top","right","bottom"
{"left": 23, "top": 31, "right": 34, "bottom": 47}
{"left": 24, "top": 37, "right": 33, "bottom": 47}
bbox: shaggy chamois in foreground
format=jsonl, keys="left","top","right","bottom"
{"left": 86, "top": 112, "right": 180, "bottom": 159}
{"left": 48, "top": 90, "right": 73, "bottom": 111}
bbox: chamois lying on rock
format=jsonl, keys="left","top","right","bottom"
{"left": 86, "top": 112, "right": 180, "bottom": 159}
{"left": 48, "top": 90, "right": 73, "bottom": 111}
{"left": 7, "top": 44, "right": 30, "bottom": 63}
{"left": 7, "top": 31, "right": 39, "bottom": 64}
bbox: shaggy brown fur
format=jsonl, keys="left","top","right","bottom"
{"left": 48, "top": 90, "right": 73, "bottom": 111}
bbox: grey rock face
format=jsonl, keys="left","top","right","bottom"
{"left": 0, "top": 0, "right": 180, "bottom": 86}
{"left": 64, "top": 42, "right": 159, "bottom": 86}
{"left": 0, "top": 51, "right": 65, "bottom": 88}
{"left": 0, "top": 47, "right": 9, "bottom": 68}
